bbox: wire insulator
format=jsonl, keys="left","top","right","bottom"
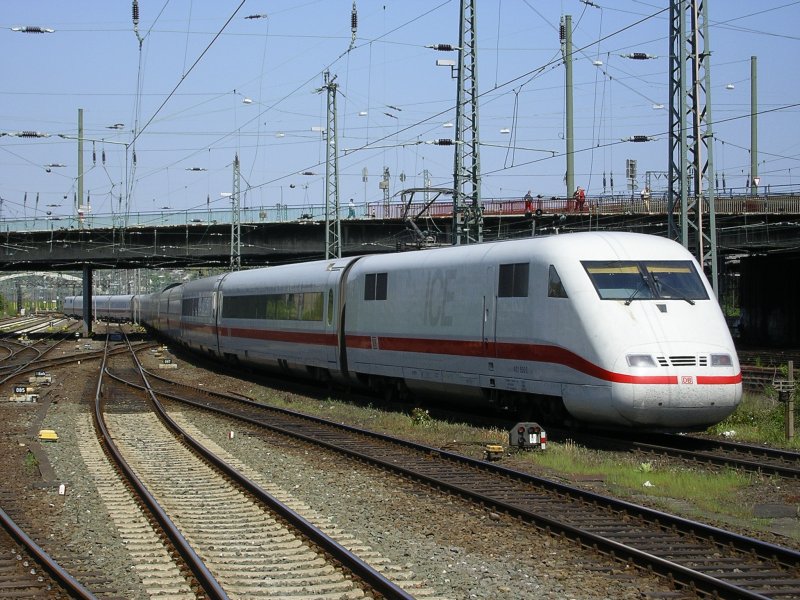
{"left": 351, "top": 2, "right": 357, "bottom": 31}
{"left": 433, "top": 44, "right": 454, "bottom": 51}
{"left": 17, "top": 26, "right": 52, "bottom": 34}
{"left": 435, "top": 139, "right": 453, "bottom": 145}
{"left": 132, "top": 0, "right": 139, "bottom": 24}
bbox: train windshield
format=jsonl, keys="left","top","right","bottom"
{"left": 582, "top": 261, "right": 708, "bottom": 302}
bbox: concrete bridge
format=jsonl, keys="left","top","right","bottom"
{"left": 1, "top": 192, "right": 798, "bottom": 271}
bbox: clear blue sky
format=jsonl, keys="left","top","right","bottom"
{"left": 1, "top": 1, "right": 797, "bottom": 221}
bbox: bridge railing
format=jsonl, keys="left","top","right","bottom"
{"left": 3, "top": 193, "right": 799, "bottom": 233}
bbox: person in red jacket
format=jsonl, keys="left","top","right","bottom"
{"left": 574, "top": 186, "right": 586, "bottom": 212}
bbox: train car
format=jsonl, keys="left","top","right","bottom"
{"left": 95, "top": 295, "right": 134, "bottom": 322}
{"left": 76, "top": 232, "right": 742, "bottom": 431}
{"left": 63, "top": 295, "right": 133, "bottom": 322}
{"left": 342, "top": 233, "right": 740, "bottom": 430}
{"left": 62, "top": 295, "right": 82, "bottom": 319}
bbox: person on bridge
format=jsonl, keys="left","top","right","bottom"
{"left": 348, "top": 198, "right": 356, "bottom": 219}
{"left": 640, "top": 186, "right": 651, "bottom": 213}
{"left": 574, "top": 186, "right": 586, "bottom": 212}
{"left": 524, "top": 190, "right": 534, "bottom": 215}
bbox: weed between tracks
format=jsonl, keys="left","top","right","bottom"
{"left": 243, "top": 388, "right": 754, "bottom": 516}
{"left": 708, "top": 391, "right": 800, "bottom": 450}
{"left": 23, "top": 450, "right": 38, "bottom": 474}
{"left": 527, "top": 440, "right": 753, "bottom": 517}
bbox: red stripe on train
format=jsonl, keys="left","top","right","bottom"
{"left": 182, "top": 324, "right": 739, "bottom": 386}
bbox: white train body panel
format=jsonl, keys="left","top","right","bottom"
{"left": 62, "top": 296, "right": 82, "bottom": 318}
{"left": 343, "top": 233, "right": 740, "bottom": 427}
{"left": 64, "top": 232, "right": 742, "bottom": 430}
{"left": 63, "top": 295, "right": 133, "bottom": 322}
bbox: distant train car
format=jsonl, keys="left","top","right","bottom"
{"left": 75, "top": 232, "right": 743, "bottom": 431}
{"left": 63, "top": 294, "right": 133, "bottom": 322}
{"left": 62, "top": 295, "right": 83, "bottom": 319}
{"left": 95, "top": 295, "right": 134, "bottom": 322}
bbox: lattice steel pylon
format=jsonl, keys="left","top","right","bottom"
{"left": 452, "top": 0, "right": 482, "bottom": 245}
{"left": 319, "top": 71, "right": 342, "bottom": 259}
{"left": 668, "top": 0, "right": 718, "bottom": 294}
{"left": 230, "top": 153, "right": 241, "bottom": 271}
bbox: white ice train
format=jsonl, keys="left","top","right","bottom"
{"left": 65, "top": 232, "right": 742, "bottom": 431}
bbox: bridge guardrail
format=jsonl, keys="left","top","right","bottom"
{"left": 3, "top": 193, "right": 799, "bottom": 234}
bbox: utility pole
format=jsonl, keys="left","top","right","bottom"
{"left": 318, "top": 71, "right": 342, "bottom": 259}
{"left": 230, "top": 153, "right": 241, "bottom": 270}
{"left": 381, "top": 167, "right": 390, "bottom": 217}
{"left": 562, "top": 15, "right": 575, "bottom": 198}
{"left": 77, "top": 108, "right": 84, "bottom": 221}
{"left": 668, "top": 0, "right": 718, "bottom": 295}
{"left": 750, "top": 56, "right": 758, "bottom": 196}
{"left": 452, "top": 0, "right": 482, "bottom": 245}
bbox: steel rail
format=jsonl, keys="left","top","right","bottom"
{"left": 130, "top": 367, "right": 800, "bottom": 599}
{"left": 112, "top": 338, "right": 416, "bottom": 600}
{"left": 0, "top": 506, "right": 98, "bottom": 599}
{"left": 93, "top": 339, "right": 228, "bottom": 600}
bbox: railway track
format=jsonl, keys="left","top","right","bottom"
{"left": 0, "top": 506, "right": 96, "bottom": 599}
{"left": 130, "top": 359, "right": 800, "bottom": 599}
{"left": 738, "top": 349, "right": 799, "bottom": 391}
{"left": 553, "top": 430, "right": 800, "bottom": 479}
{"left": 0, "top": 324, "right": 83, "bottom": 382}
{"left": 100, "top": 336, "right": 421, "bottom": 599}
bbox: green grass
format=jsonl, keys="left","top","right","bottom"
{"left": 24, "top": 450, "right": 39, "bottom": 474}
{"left": 248, "top": 389, "right": 754, "bottom": 513}
{"left": 707, "top": 390, "right": 800, "bottom": 449}
{"left": 517, "top": 439, "right": 753, "bottom": 516}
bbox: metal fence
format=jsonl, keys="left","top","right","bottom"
{"left": 4, "top": 193, "right": 799, "bottom": 233}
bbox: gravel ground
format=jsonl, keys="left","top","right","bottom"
{"left": 2, "top": 335, "right": 796, "bottom": 599}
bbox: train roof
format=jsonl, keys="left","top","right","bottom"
{"left": 349, "top": 232, "right": 695, "bottom": 269}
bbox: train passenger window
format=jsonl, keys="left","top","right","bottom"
{"left": 548, "top": 265, "right": 568, "bottom": 298}
{"left": 221, "top": 292, "right": 327, "bottom": 321}
{"left": 182, "top": 297, "right": 199, "bottom": 316}
{"left": 364, "top": 273, "right": 388, "bottom": 301}
{"left": 301, "top": 292, "right": 324, "bottom": 321}
{"left": 183, "top": 296, "right": 212, "bottom": 317}
{"left": 498, "top": 263, "right": 529, "bottom": 297}
{"left": 221, "top": 294, "right": 268, "bottom": 319}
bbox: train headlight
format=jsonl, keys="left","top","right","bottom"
{"left": 626, "top": 354, "right": 656, "bottom": 367}
{"left": 710, "top": 353, "right": 733, "bottom": 367}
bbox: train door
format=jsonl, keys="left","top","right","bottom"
{"left": 325, "top": 287, "right": 337, "bottom": 364}
{"left": 483, "top": 266, "right": 497, "bottom": 356}
{"left": 212, "top": 273, "right": 229, "bottom": 356}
